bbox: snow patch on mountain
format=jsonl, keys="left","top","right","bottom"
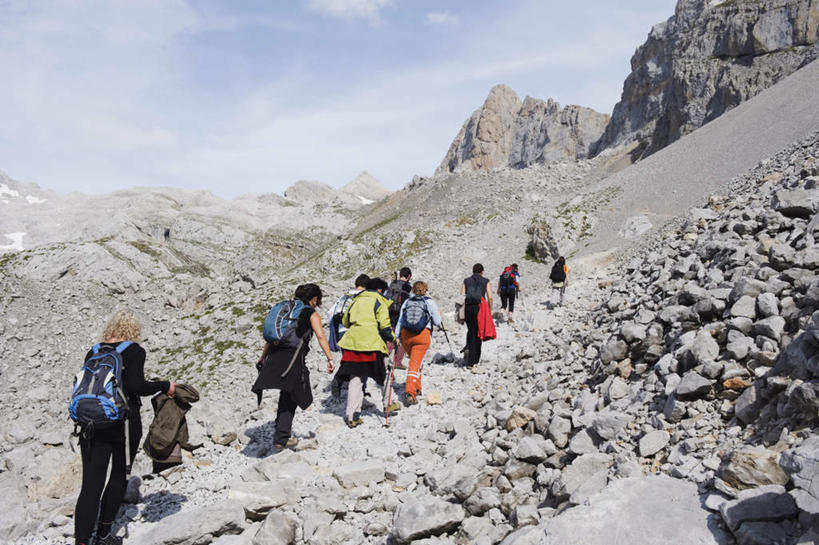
{"left": 0, "top": 232, "right": 25, "bottom": 252}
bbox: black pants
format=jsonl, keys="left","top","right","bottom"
{"left": 75, "top": 440, "right": 128, "bottom": 544}
{"left": 500, "top": 290, "right": 516, "bottom": 312}
{"left": 274, "top": 390, "right": 298, "bottom": 444}
{"left": 464, "top": 303, "right": 482, "bottom": 366}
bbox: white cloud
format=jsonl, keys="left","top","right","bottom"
{"left": 306, "top": 0, "right": 393, "bottom": 25}
{"left": 426, "top": 11, "right": 458, "bottom": 26}
{"left": 0, "top": 0, "right": 679, "bottom": 197}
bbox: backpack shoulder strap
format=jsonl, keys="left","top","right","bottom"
{"left": 115, "top": 341, "right": 133, "bottom": 354}
{"left": 91, "top": 343, "right": 101, "bottom": 355}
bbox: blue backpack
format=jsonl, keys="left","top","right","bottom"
{"left": 400, "top": 296, "right": 431, "bottom": 333}
{"left": 69, "top": 341, "right": 132, "bottom": 428}
{"left": 263, "top": 300, "right": 306, "bottom": 348}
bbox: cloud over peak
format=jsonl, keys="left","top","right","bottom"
{"left": 306, "top": 0, "right": 393, "bottom": 25}
{"left": 426, "top": 11, "right": 458, "bottom": 26}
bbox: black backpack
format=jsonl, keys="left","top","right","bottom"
{"left": 550, "top": 262, "right": 566, "bottom": 282}
{"left": 385, "top": 280, "right": 411, "bottom": 326}
{"left": 499, "top": 270, "right": 515, "bottom": 290}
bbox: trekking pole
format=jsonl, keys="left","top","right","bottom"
{"left": 439, "top": 325, "right": 456, "bottom": 363}
{"left": 384, "top": 363, "right": 396, "bottom": 427}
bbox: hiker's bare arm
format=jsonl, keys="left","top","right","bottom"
{"left": 258, "top": 341, "right": 270, "bottom": 365}
{"left": 460, "top": 283, "right": 465, "bottom": 295}
{"left": 486, "top": 282, "right": 494, "bottom": 308}
{"left": 310, "top": 312, "right": 335, "bottom": 373}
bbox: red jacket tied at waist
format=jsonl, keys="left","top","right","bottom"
{"left": 477, "top": 297, "right": 496, "bottom": 341}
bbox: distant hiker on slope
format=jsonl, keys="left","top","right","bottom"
{"left": 72, "top": 311, "right": 175, "bottom": 545}
{"left": 328, "top": 274, "right": 370, "bottom": 398}
{"left": 497, "top": 263, "right": 521, "bottom": 322}
{"left": 550, "top": 256, "right": 569, "bottom": 307}
{"left": 336, "top": 277, "right": 401, "bottom": 427}
{"left": 460, "top": 263, "right": 495, "bottom": 366}
{"left": 385, "top": 267, "right": 413, "bottom": 370}
{"left": 253, "top": 284, "right": 334, "bottom": 450}
{"left": 395, "top": 281, "right": 443, "bottom": 405}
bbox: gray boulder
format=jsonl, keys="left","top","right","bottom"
{"left": 568, "top": 429, "right": 598, "bottom": 455}
{"left": 756, "top": 292, "right": 779, "bottom": 318}
{"left": 753, "top": 315, "right": 786, "bottom": 342}
{"left": 731, "top": 296, "right": 757, "bottom": 320}
{"left": 136, "top": 500, "right": 246, "bottom": 545}
{"left": 676, "top": 371, "right": 713, "bottom": 398}
{"left": 512, "top": 435, "right": 556, "bottom": 464}
{"left": 252, "top": 512, "right": 298, "bottom": 545}
{"left": 540, "top": 475, "right": 731, "bottom": 544}
{"left": 0, "top": 474, "right": 32, "bottom": 541}
{"left": 600, "top": 339, "right": 628, "bottom": 365}
{"left": 228, "top": 482, "right": 299, "bottom": 521}
{"left": 548, "top": 416, "right": 572, "bottom": 448}
{"left": 551, "top": 453, "right": 610, "bottom": 502}
{"left": 392, "top": 497, "right": 465, "bottom": 543}
{"left": 591, "top": 411, "right": 632, "bottom": 440}
{"left": 333, "top": 461, "right": 385, "bottom": 488}
{"left": 719, "top": 485, "right": 797, "bottom": 531}
{"left": 772, "top": 189, "right": 819, "bottom": 219}
{"left": 719, "top": 446, "right": 789, "bottom": 490}
{"left": 639, "top": 430, "right": 670, "bottom": 457}
{"left": 779, "top": 437, "right": 819, "bottom": 514}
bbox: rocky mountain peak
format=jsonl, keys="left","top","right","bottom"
{"left": 436, "top": 85, "right": 608, "bottom": 175}
{"left": 341, "top": 170, "right": 391, "bottom": 203}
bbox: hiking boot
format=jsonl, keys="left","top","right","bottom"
{"left": 96, "top": 534, "right": 123, "bottom": 545}
{"left": 404, "top": 393, "right": 417, "bottom": 406}
{"left": 273, "top": 437, "right": 298, "bottom": 450}
{"left": 385, "top": 401, "right": 401, "bottom": 413}
{"left": 346, "top": 417, "right": 363, "bottom": 428}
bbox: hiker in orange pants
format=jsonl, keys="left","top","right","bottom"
{"left": 401, "top": 328, "right": 430, "bottom": 401}
{"left": 395, "top": 281, "right": 442, "bottom": 405}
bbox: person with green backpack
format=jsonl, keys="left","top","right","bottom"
{"left": 335, "top": 277, "right": 401, "bottom": 427}
{"left": 395, "top": 281, "right": 442, "bottom": 405}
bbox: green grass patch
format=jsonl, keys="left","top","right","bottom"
{"left": 127, "top": 240, "right": 162, "bottom": 258}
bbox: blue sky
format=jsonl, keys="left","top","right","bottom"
{"left": 0, "top": 0, "right": 677, "bottom": 197}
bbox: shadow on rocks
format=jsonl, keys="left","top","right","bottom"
{"left": 240, "top": 420, "right": 278, "bottom": 458}
{"left": 138, "top": 491, "right": 188, "bottom": 523}
{"left": 696, "top": 493, "right": 734, "bottom": 545}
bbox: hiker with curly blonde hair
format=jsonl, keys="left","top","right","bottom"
{"left": 74, "top": 311, "right": 175, "bottom": 545}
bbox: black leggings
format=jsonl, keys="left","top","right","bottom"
{"left": 274, "top": 390, "right": 298, "bottom": 444}
{"left": 75, "top": 439, "right": 127, "bottom": 544}
{"left": 464, "top": 303, "right": 482, "bottom": 366}
{"left": 500, "top": 290, "right": 516, "bottom": 312}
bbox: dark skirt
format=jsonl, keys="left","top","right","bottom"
{"left": 252, "top": 347, "right": 313, "bottom": 409}
{"left": 335, "top": 353, "right": 387, "bottom": 385}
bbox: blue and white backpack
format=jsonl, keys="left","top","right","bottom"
{"left": 400, "top": 296, "right": 431, "bottom": 333}
{"left": 263, "top": 300, "right": 306, "bottom": 348}
{"left": 69, "top": 341, "right": 132, "bottom": 429}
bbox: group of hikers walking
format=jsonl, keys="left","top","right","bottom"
{"left": 70, "top": 257, "right": 570, "bottom": 545}
{"left": 252, "top": 268, "right": 444, "bottom": 436}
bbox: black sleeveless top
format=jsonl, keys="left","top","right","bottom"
{"left": 464, "top": 274, "right": 489, "bottom": 305}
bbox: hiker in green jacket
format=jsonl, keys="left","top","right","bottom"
{"left": 335, "top": 277, "right": 401, "bottom": 427}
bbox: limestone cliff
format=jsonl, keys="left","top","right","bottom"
{"left": 595, "top": 0, "right": 819, "bottom": 158}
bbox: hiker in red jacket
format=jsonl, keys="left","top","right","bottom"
{"left": 460, "top": 263, "right": 493, "bottom": 366}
